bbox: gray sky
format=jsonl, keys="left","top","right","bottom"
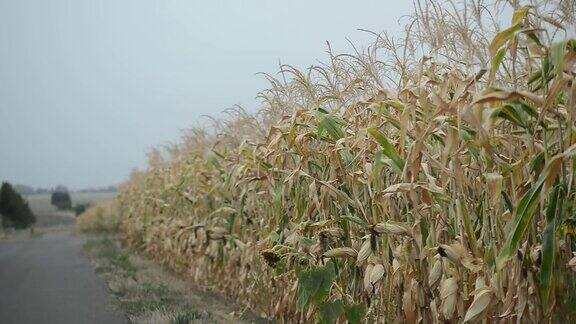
{"left": 0, "top": 0, "right": 412, "bottom": 190}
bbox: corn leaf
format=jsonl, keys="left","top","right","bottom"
{"left": 550, "top": 41, "right": 567, "bottom": 78}
{"left": 489, "top": 48, "right": 506, "bottom": 84}
{"left": 344, "top": 303, "right": 366, "bottom": 324}
{"left": 318, "top": 299, "right": 344, "bottom": 324}
{"left": 367, "top": 128, "right": 405, "bottom": 172}
{"left": 489, "top": 23, "right": 523, "bottom": 56}
{"left": 497, "top": 180, "right": 544, "bottom": 268}
{"left": 297, "top": 261, "right": 336, "bottom": 309}
{"left": 318, "top": 114, "right": 345, "bottom": 141}
{"left": 512, "top": 6, "right": 530, "bottom": 25}
{"left": 540, "top": 183, "right": 561, "bottom": 310}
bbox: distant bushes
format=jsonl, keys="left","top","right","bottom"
{"left": 0, "top": 182, "right": 36, "bottom": 229}
{"left": 76, "top": 201, "right": 120, "bottom": 234}
{"left": 74, "top": 203, "right": 92, "bottom": 217}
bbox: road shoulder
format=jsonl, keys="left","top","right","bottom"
{"left": 82, "top": 234, "right": 269, "bottom": 324}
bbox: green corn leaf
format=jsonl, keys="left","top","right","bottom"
{"left": 502, "top": 190, "right": 514, "bottom": 213}
{"left": 527, "top": 69, "right": 542, "bottom": 85}
{"left": 550, "top": 41, "right": 567, "bottom": 78}
{"left": 526, "top": 30, "right": 543, "bottom": 48}
{"left": 511, "top": 6, "right": 530, "bottom": 25}
{"left": 318, "top": 299, "right": 344, "bottom": 324}
{"left": 371, "top": 104, "right": 401, "bottom": 130}
{"left": 319, "top": 180, "right": 357, "bottom": 208}
{"left": 492, "top": 104, "right": 528, "bottom": 129}
{"left": 539, "top": 220, "right": 555, "bottom": 308}
{"left": 529, "top": 151, "right": 546, "bottom": 175}
{"left": 459, "top": 128, "right": 475, "bottom": 141}
{"left": 492, "top": 102, "right": 541, "bottom": 132}
{"left": 344, "top": 303, "right": 366, "bottom": 324}
{"left": 318, "top": 115, "right": 345, "bottom": 141}
{"left": 339, "top": 214, "right": 368, "bottom": 228}
{"left": 489, "top": 47, "right": 506, "bottom": 84}
{"left": 367, "top": 128, "right": 405, "bottom": 172}
{"left": 297, "top": 261, "right": 336, "bottom": 309}
{"left": 531, "top": 57, "right": 554, "bottom": 91}
{"left": 207, "top": 154, "right": 223, "bottom": 172}
{"left": 383, "top": 99, "right": 405, "bottom": 111}
{"left": 497, "top": 182, "right": 543, "bottom": 269}
{"left": 489, "top": 23, "right": 523, "bottom": 56}
{"left": 540, "top": 183, "right": 561, "bottom": 310}
{"left": 458, "top": 199, "right": 479, "bottom": 256}
{"left": 497, "top": 154, "right": 564, "bottom": 269}
{"left": 518, "top": 101, "right": 539, "bottom": 119}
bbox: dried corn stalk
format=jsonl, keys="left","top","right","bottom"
{"left": 117, "top": 1, "right": 576, "bottom": 323}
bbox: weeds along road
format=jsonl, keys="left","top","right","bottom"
{"left": 0, "top": 230, "right": 126, "bottom": 324}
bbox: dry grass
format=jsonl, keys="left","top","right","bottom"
{"left": 83, "top": 235, "right": 266, "bottom": 324}
{"left": 117, "top": 1, "right": 576, "bottom": 323}
{"left": 77, "top": 201, "right": 121, "bottom": 234}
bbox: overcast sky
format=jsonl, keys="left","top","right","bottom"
{"left": 0, "top": 0, "right": 412, "bottom": 189}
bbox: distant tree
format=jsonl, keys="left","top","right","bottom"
{"left": 0, "top": 182, "right": 36, "bottom": 229}
{"left": 77, "top": 185, "right": 117, "bottom": 193}
{"left": 51, "top": 191, "right": 72, "bottom": 210}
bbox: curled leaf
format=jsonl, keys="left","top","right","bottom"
{"left": 463, "top": 287, "right": 492, "bottom": 323}
{"left": 428, "top": 257, "right": 443, "bottom": 289}
{"left": 369, "top": 264, "right": 385, "bottom": 285}
{"left": 356, "top": 239, "right": 372, "bottom": 266}
{"left": 440, "top": 277, "right": 458, "bottom": 320}
{"left": 373, "top": 221, "right": 412, "bottom": 236}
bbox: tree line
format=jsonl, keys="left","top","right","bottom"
{"left": 13, "top": 184, "right": 117, "bottom": 195}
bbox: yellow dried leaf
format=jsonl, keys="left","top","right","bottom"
{"left": 463, "top": 287, "right": 492, "bottom": 323}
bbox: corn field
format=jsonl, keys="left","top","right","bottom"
{"left": 116, "top": 1, "right": 576, "bottom": 322}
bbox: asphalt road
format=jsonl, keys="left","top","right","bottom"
{"left": 0, "top": 231, "right": 126, "bottom": 324}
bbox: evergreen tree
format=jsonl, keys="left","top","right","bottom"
{"left": 0, "top": 182, "right": 36, "bottom": 229}
{"left": 51, "top": 191, "right": 72, "bottom": 210}
{"left": 74, "top": 203, "right": 91, "bottom": 216}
